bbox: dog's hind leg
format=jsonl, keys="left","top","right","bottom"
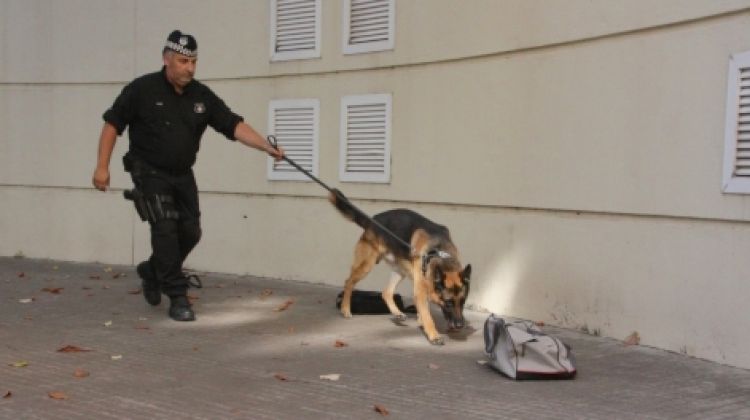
{"left": 382, "top": 271, "right": 406, "bottom": 321}
{"left": 340, "top": 237, "right": 378, "bottom": 318}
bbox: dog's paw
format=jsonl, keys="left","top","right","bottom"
{"left": 429, "top": 336, "right": 445, "bottom": 346}
{"left": 390, "top": 314, "right": 408, "bottom": 326}
{"left": 340, "top": 310, "right": 353, "bottom": 319}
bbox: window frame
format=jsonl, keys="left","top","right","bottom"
{"left": 339, "top": 93, "right": 392, "bottom": 183}
{"left": 270, "top": 0, "right": 322, "bottom": 62}
{"left": 722, "top": 50, "right": 750, "bottom": 194}
{"left": 267, "top": 98, "right": 320, "bottom": 181}
{"left": 342, "top": 0, "right": 395, "bottom": 55}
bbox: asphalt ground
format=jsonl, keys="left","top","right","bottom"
{"left": 2, "top": 257, "right": 750, "bottom": 419}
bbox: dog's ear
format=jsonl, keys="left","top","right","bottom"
{"left": 461, "top": 264, "right": 472, "bottom": 282}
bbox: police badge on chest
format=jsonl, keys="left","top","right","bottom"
{"left": 194, "top": 102, "right": 206, "bottom": 114}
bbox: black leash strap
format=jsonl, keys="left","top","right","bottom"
{"left": 267, "top": 135, "right": 414, "bottom": 252}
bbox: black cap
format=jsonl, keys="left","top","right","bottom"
{"left": 164, "top": 30, "right": 197, "bottom": 57}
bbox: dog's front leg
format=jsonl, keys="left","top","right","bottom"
{"left": 413, "top": 267, "right": 443, "bottom": 345}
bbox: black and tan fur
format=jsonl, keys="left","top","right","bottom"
{"left": 329, "top": 190, "right": 471, "bottom": 345}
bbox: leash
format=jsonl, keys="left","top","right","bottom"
{"left": 266, "top": 135, "right": 414, "bottom": 253}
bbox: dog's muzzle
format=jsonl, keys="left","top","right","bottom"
{"left": 441, "top": 301, "right": 465, "bottom": 330}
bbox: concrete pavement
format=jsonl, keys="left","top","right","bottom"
{"left": 2, "top": 257, "right": 749, "bottom": 419}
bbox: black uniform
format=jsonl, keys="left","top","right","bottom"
{"left": 103, "top": 66, "right": 243, "bottom": 297}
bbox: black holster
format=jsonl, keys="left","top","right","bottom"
{"left": 123, "top": 153, "right": 179, "bottom": 223}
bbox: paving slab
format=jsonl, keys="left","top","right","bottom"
{"left": 1, "top": 257, "right": 750, "bottom": 419}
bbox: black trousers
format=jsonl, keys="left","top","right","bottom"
{"left": 130, "top": 162, "right": 202, "bottom": 298}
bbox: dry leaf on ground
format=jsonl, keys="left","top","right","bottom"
{"left": 89, "top": 275, "right": 101, "bottom": 280}
{"left": 57, "top": 345, "right": 92, "bottom": 353}
{"left": 334, "top": 340, "right": 348, "bottom": 348}
{"left": 17, "top": 272, "right": 25, "bottom": 278}
{"left": 127, "top": 289, "right": 141, "bottom": 295}
{"left": 624, "top": 331, "right": 640, "bottom": 346}
{"left": 428, "top": 363, "right": 439, "bottom": 370}
{"left": 18, "top": 298, "right": 34, "bottom": 303}
{"left": 73, "top": 368, "right": 89, "bottom": 378}
{"left": 260, "top": 289, "right": 273, "bottom": 298}
{"left": 274, "top": 300, "right": 294, "bottom": 312}
{"left": 134, "top": 325, "right": 150, "bottom": 330}
{"left": 374, "top": 404, "right": 390, "bottom": 416}
{"left": 42, "top": 287, "right": 63, "bottom": 294}
{"left": 274, "top": 373, "right": 288, "bottom": 381}
{"left": 111, "top": 355, "right": 122, "bottom": 360}
{"left": 112, "top": 272, "right": 125, "bottom": 279}
{"left": 9, "top": 361, "right": 29, "bottom": 368}
{"left": 535, "top": 321, "right": 545, "bottom": 327}
{"left": 319, "top": 374, "right": 341, "bottom": 381}
{"left": 48, "top": 391, "right": 68, "bottom": 400}
{"left": 2, "top": 391, "right": 10, "bottom": 399}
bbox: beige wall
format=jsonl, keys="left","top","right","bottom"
{"left": 3, "top": 0, "right": 750, "bottom": 368}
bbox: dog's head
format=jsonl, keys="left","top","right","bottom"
{"left": 433, "top": 263, "right": 472, "bottom": 330}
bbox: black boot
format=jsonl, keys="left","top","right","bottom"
{"left": 136, "top": 261, "right": 161, "bottom": 306}
{"left": 168, "top": 296, "right": 195, "bottom": 322}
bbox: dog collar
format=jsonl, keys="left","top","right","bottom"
{"left": 421, "top": 250, "right": 451, "bottom": 275}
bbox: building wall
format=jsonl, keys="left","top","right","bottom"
{"left": 2, "top": 0, "right": 750, "bottom": 368}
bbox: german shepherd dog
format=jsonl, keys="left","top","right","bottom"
{"left": 329, "top": 189, "right": 471, "bottom": 345}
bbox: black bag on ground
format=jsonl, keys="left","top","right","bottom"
{"left": 335, "top": 290, "right": 406, "bottom": 314}
{"left": 484, "top": 314, "right": 577, "bottom": 380}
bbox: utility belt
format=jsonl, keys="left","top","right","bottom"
{"left": 123, "top": 153, "right": 180, "bottom": 223}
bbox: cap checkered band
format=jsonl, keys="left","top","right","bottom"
{"left": 165, "top": 41, "right": 197, "bottom": 57}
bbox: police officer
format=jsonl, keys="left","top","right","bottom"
{"left": 92, "top": 30, "right": 284, "bottom": 321}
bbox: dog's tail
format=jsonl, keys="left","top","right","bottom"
{"left": 328, "top": 189, "right": 372, "bottom": 230}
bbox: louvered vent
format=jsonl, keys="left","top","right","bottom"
{"left": 340, "top": 94, "right": 391, "bottom": 183}
{"left": 734, "top": 67, "right": 750, "bottom": 176}
{"left": 268, "top": 99, "right": 319, "bottom": 181}
{"left": 343, "top": 0, "right": 394, "bottom": 54}
{"left": 271, "top": 0, "right": 320, "bottom": 61}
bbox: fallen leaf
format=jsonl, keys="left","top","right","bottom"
{"left": 274, "top": 373, "right": 288, "bottom": 381}
{"left": 134, "top": 325, "right": 150, "bottom": 330}
{"left": 624, "top": 331, "right": 640, "bottom": 346}
{"left": 138, "top": 317, "right": 148, "bottom": 321}
{"left": 48, "top": 391, "right": 67, "bottom": 400}
{"left": 274, "top": 299, "right": 294, "bottom": 312}
{"left": 476, "top": 360, "right": 488, "bottom": 366}
{"left": 104, "top": 321, "right": 112, "bottom": 327}
{"left": 103, "top": 267, "right": 113, "bottom": 273}
{"left": 82, "top": 286, "right": 92, "bottom": 290}
{"left": 52, "top": 266, "right": 58, "bottom": 271}
{"left": 288, "top": 327, "right": 295, "bottom": 333}
{"left": 260, "top": 289, "right": 273, "bottom": 298}
{"left": 334, "top": 340, "right": 348, "bottom": 348}
{"left": 42, "top": 287, "right": 63, "bottom": 294}
{"left": 73, "top": 368, "right": 89, "bottom": 378}
{"left": 57, "top": 345, "right": 92, "bottom": 353}
{"left": 127, "top": 289, "right": 141, "bottom": 295}
{"left": 9, "top": 361, "right": 29, "bottom": 368}
{"left": 24, "top": 316, "right": 33, "bottom": 321}
{"left": 374, "top": 404, "right": 389, "bottom": 416}
{"left": 2, "top": 391, "right": 10, "bottom": 399}
{"left": 17, "top": 272, "right": 25, "bottom": 278}
{"left": 319, "top": 374, "right": 340, "bottom": 381}
{"left": 110, "top": 355, "right": 122, "bottom": 360}
{"left": 88, "top": 275, "right": 101, "bottom": 280}
{"left": 535, "top": 321, "right": 545, "bottom": 327}
{"left": 428, "top": 363, "right": 439, "bottom": 370}
{"left": 112, "top": 272, "right": 125, "bottom": 279}
{"left": 18, "top": 298, "right": 34, "bottom": 304}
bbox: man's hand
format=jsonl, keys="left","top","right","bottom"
{"left": 92, "top": 167, "right": 110, "bottom": 191}
{"left": 267, "top": 145, "right": 285, "bottom": 162}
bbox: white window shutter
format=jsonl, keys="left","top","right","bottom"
{"left": 722, "top": 51, "right": 750, "bottom": 193}
{"left": 342, "top": 0, "right": 394, "bottom": 55}
{"left": 268, "top": 99, "right": 319, "bottom": 181}
{"left": 340, "top": 94, "right": 391, "bottom": 183}
{"left": 270, "top": 0, "right": 321, "bottom": 61}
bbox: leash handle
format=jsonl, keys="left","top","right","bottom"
{"left": 267, "top": 135, "right": 334, "bottom": 192}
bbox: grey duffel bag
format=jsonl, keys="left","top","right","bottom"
{"left": 484, "top": 314, "right": 577, "bottom": 380}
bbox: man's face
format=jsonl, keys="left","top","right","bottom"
{"left": 163, "top": 51, "right": 197, "bottom": 89}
